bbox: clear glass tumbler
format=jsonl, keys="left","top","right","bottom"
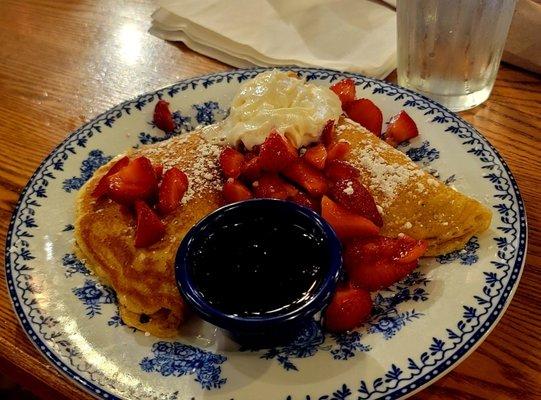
{"left": 396, "top": 0, "right": 516, "bottom": 112}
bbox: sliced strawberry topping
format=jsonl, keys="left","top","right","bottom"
{"left": 325, "top": 159, "right": 360, "bottom": 182}
{"left": 344, "top": 99, "right": 383, "bottom": 137}
{"left": 328, "top": 179, "right": 383, "bottom": 227}
{"left": 326, "top": 141, "right": 351, "bottom": 163}
{"left": 329, "top": 78, "right": 356, "bottom": 107}
{"left": 259, "top": 130, "right": 298, "bottom": 172}
{"left": 283, "top": 159, "right": 328, "bottom": 197}
{"left": 254, "top": 173, "right": 298, "bottom": 200}
{"left": 321, "top": 196, "right": 379, "bottom": 240}
{"left": 303, "top": 144, "right": 327, "bottom": 170}
{"left": 385, "top": 111, "right": 419, "bottom": 147}
{"left": 241, "top": 154, "right": 262, "bottom": 181}
{"left": 106, "top": 156, "right": 159, "bottom": 205}
{"left": 223, "top": 179, "right": 253, "bottom": 203}
{"left": 344, "top": 235, "right": 427, "bottom": 291}
{"left": 153, "top": 164, "right": 164, "bottom": 181}
{"left": 92, "top": 156, "right": 129, "bottom": 197}
{"left": 157, "top": 167, "right": 189, "bottom": 215}
{"left": 321, "top": 120, "right": 336, "bottom": 148}
{"left": 134, "top": 200, "right": 166, "bottom": 248}
{"left": 219, "top": 147, "right": 245, "bottom": 178}
{"left": 153, "top": 100, "right": 175, "bottom": 132}
{"left": 323, "top": 283, "right": 372, "bottom": 332}
{"left": 289, "top": 191, "right": 319, "bottom": 212}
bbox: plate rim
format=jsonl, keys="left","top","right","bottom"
{"left": 4, "top": 66, "right": 528, "bottom": 400}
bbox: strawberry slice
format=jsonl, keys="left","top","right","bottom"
{"left": 321, "top": 196, "right": 379, "bottom": 240}
{"left": 157, "top": 167, "right": 189, "bottom": 215}
{"left": 254, "top": 173, "right": 298, "bottom": 200}
{"left": 344, "top": 99, "right": 383, "bottom": 137}
{"left": 344, "top": 236, "right": 427, "bottom": 290}
{"left": 329, "top": 78, "right": 356, "bottom": 107}
{"left": 219, "top": 147, "right": 245, "bottom": 178}
{"left": 385, "top": 111, "right": 419, "bottom": 147}
{"left": 92, "top": 156, "right": 129, "bottom": 197}
{"left": 289, "top": 191, "right": 319, "bottom": 212}
{"left": 153, "top": 164, "right": 164, "bottom": 181}
{"left": 106, "top": 156, "right": 159, "bottom": 205}
{"left": 395, "top": 235, "right": 429, "bottom": 264}
{"left": 325, "top": 160, "right": 360, "bottom": 182}
{"left": 283, "top": 159, "right": 328, "bottom": 197}
{"left": 259, "top": 130, "right": 298, "bottom": 172}
{"left": 303, "top": 144, "right": 327, "bottom": 170}
{"left": 134, "top": 200, "right": 166, "bottom": 248}
{"left": 321, "top": 120, "right": 336, "bottom": 148}
{"left": 323, "top": 283, "right": 372, "bottom": 332}
{"left": 326, "top": 141, "right": 351, "bottom": 163}
{"left": 153, "top": 100, "right": 176, "bottom": 132}
{"left": 241, "top": 153, "right": 262, "bottom": 181}
{"left": 328, "top": 179, "right": 383, "bottom": 227}
{"left": 223, "top": 179, "right": 253, "bottom": 203}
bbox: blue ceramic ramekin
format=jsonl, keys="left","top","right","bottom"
{"left": 175, "top": 199, "right": 342, "bottom": 346}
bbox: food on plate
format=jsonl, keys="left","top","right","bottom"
{"left": 75, "top": 70, "right": 491, "bottom": 337}
{"left": 75, "top": 133, "right": 224, "bottom": 337}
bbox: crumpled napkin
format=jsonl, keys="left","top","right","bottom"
{"left": 150, "top": 0, "right": 397, "bottom": 78}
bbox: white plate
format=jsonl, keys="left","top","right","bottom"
{"left": 5, "top": 67, "right": 527, "bottom": 400}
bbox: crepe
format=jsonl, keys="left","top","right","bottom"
{"left": 75, "top": 131, "right": 224, "bottom": 337}
{"left": 75, "top": 117, "right": 490, "bottom": 337}
{"left": 336, "top": 117, "right": 492, "bottom": 256}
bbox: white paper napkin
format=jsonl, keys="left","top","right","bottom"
{"left": 150, "top": 0, "right": 397, "bottom": 78}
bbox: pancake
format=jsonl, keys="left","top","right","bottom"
{"left": 75, "top": 131, "right": 224, "bottom": 337}
{"left": 336, "top": 117, "right": 491, "bottom": 256}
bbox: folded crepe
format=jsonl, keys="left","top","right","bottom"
{"left": 336, "top": 117, "right": 491, "bottom": 256}
{"left": 75, "top": 131, "right": 225, "bottom": 337}
{"left": 74, "top": 117, "right": 491, "bottom": 337}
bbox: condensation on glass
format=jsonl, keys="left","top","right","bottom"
{"left": 397, "top": 0, "right": 516, "bottom": 112}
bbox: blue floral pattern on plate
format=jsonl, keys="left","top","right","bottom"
{"left": 4, "top": 67, "right": 526, "bottom": 400}
{"left": 141, "top": 342, "right": 227, "bottom": 390}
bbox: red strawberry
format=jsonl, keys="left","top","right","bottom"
{"left": 328, "top": 179, "right": 383, "bottom": 226}
{"left": 325, "top": 160, "right": 360, "bottom": 182}
{"left": 321, "top": 196, "right": 379, "bottom": 240}
{"left": 106, "top": 156, "right": 159, "bottom": 205}
{"left": 259, "top": 130, "right": 298, "bottom": 172}
{"left": 385, "top": 111, "right": 419, "bottom": 147}
{"left": 344, "top": 99, "right": 383, "bottom": 137}
{"left": 241, "top": 153, "right": 262, "bottom": 181}
{"left": 324, "top": 284, "right": 372, "bottom": 332}
{"left": 326, "top": 141, "right": 351, "bottom": 163}
{"left": 153, "top": 164, "right": 164, "bottom": 181}
{"left": 134, "top": 200, "right": 166, "bottom": 248}
{"left": 321, "top": 120, "right": 336, "bottom": 148}
{"left": 219, "top": 147, "right": 245, "bottom": 178}
{"left": 92, "top": 156, "right": 129, "bottom": 197}
{"left": 283, "top": 159, "right": 328, "bottom": 197}
{"left": 157, "top": 167, "right": 189, "bottom": 215}
{"left": 329, "top": 78, "right": 356, "bottom": 107}
{"left": 223, "top": 179, "right": 253, "bottom": 203}
{"left": 153, "top": 100, "right": 175, "bottom": 132}
{"left": 344, "top": 236, "right": 427, "bottom": 291}
{"left": 289, "top": 191, "right": 319, "bottom": 212}
{"left": 254, "top": 173, "right": 298, "bottom": 200}
{"left": 303, "top": 144, "right": 327, "bottom": 170}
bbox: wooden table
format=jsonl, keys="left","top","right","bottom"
{"left": 0, "top": 1, "right": 539, "bottom": 399}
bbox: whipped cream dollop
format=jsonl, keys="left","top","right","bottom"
{"left": 210, "top": 70, "right": 342, "bottom": 149}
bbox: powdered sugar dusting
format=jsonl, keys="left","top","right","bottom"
{"left": 351, "top": 144, "right": 424, "bottom": 207}
{"left": 138, "top": 133, "right": 223, "bottom": 204}
{"left": 181, "top": 141, "right": 222, "bottom": 204}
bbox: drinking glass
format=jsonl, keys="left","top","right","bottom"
{"left": 396, "top": 0, "right": 516, "bottom": 112}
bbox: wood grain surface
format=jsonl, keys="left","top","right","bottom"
{"left": 0, "top": 1, "right": 539, "bottom": 399}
